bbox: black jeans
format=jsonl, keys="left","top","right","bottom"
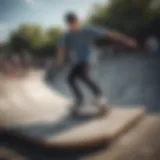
{"left": 68, "top": 62, "right": 102, "bottom": 104}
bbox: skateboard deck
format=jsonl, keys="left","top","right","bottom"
{"left": 69, "top": 104, "right": 109, "bottom": 118}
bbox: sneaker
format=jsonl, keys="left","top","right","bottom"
{"left": 70, "top": 101, "right": 83, "bottom": 116}
{"left": 94, "top": 95, "right": 108, "bottom": 107}
{"left": 94, "top": 95, "right": 110, "bottom": 116}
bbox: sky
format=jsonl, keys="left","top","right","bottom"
{"left": 0, "top": 0, "right": 107, "bottom": 42}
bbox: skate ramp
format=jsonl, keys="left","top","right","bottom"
{"left": 0, "top": 68, "right": 145, "bottom": 149}
{"left": 46, "top": 54, "right": 160, "bottom": 113}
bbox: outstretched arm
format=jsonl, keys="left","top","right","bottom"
{"left": 89, "top": 27, "right": 138, "bottom": 49}
{"left": 107, "top": 30, "right": 138, "bottom": 49}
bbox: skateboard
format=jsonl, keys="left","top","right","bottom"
{"left": 70, "top": 104, "right": 109, "bottom": 118}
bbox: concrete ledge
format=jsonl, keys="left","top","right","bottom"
{"left": 0, "top": 107, "right": 145, "bottom": 149}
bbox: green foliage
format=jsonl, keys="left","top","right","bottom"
{"left": 15, "top": 24, "right": 47, "bottom": 50}
{"left": 0, "top": 43, "right": 9, "bottom": 58}
{"left": 89, "top": 0, "right": 160, "bottom": 37}
{"left": 108, "top": 0, "right": 153, "bottom": 33}
{"left": 46, "top": 27, "right": 62, "bottom": 45}
{"left": 9, "top": 32, "right": 30, "bottom": 51}
{"left": 89, "top": 3, "right": 109, "bottom": 27}
{"left": 9, "top": 24, "right": 62, "bottom": 57}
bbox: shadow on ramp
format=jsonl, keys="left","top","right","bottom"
{"left": 11, "top": 113, "right": 95, "bottom": 139}
{"left": 0, "top": 128, "right": 109, "bottom": 160}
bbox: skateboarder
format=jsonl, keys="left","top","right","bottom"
{"left": 56, "top": 12, "right": 137, "bottom": 112}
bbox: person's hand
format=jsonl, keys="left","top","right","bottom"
{"left": 56, "top": 48, "right": 65, "bottom": 68}
{"left": 126, "top": 38, "right": 139, "bottom": 49}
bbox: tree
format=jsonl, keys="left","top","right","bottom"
{"left": 9, "top": 32, "right": 30, "bottom": 52}
{"left": 0, "top": 43, "right": 9, "bottom": 58}
{"left": 88, "top": 3, "right": 110, "bottom": 27}
{"left": 46, "top": 27, "right": 62, "bottom": 45}
{"left": 88, "top": 0, "right": 159, "bottom": 38}
{"left": 9, "top": 24, "right": 47, "bottom": 52}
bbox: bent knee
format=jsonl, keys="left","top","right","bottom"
{"left": 67, "top": 74, "right": 75, "bottom": 85}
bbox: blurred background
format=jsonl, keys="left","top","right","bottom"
{"left": 0, "top": 0, "right": 160, "bottom": 159}
{"left": 0, "top": 0, "right": 159, "bottom": 76}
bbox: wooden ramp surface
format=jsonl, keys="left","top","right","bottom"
{"left": 0, "top": 73, "right": 145, "bottom": 148}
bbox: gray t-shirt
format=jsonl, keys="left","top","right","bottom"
{"left": 59, "top": 26, "right": 107, "bottom": 64}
